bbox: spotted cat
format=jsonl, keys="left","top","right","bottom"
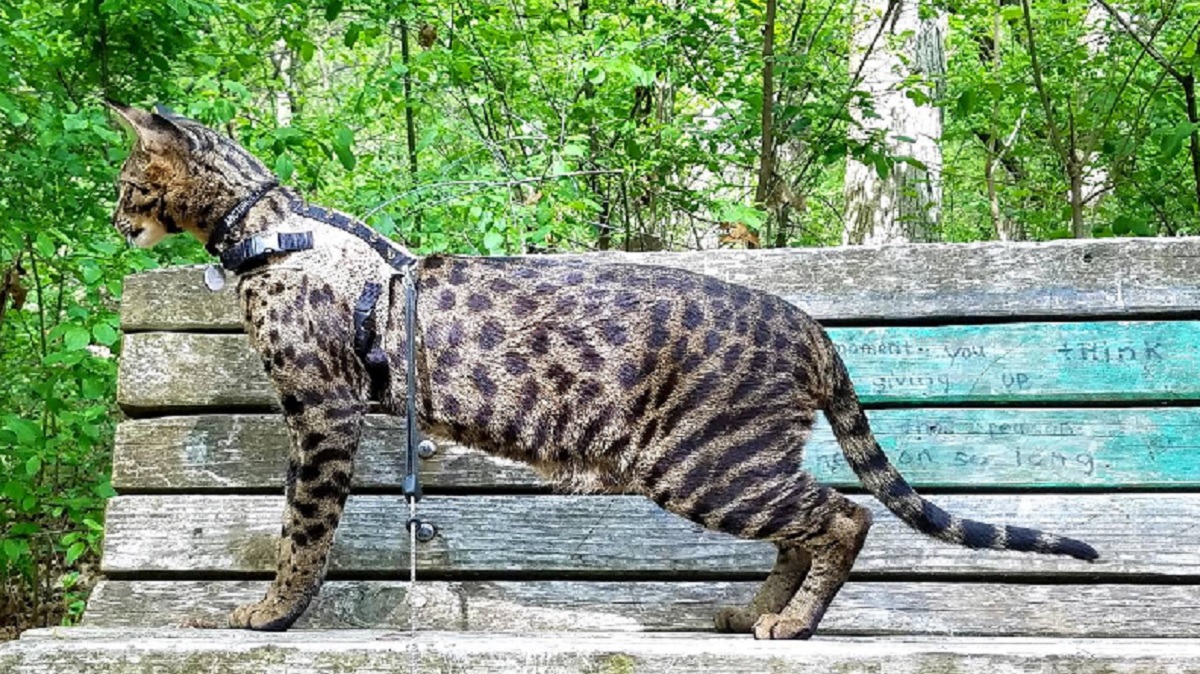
{"left": 106, "top": 102, "right": 1098, "bottom": 640}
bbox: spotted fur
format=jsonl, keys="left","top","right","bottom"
{"left": 106, "top": 102, "right": 1098, "bottom": 639}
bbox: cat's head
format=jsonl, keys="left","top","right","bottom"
{"left": 105, "top": 100, "right": 275, "bottom": 248}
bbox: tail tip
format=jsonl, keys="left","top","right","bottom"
{"left": 1058, "top": 538, "right": 1100, "bottom": 562}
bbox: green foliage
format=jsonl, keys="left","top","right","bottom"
{"left": 1, "top": 0, "right": 1197, "bottom": 636}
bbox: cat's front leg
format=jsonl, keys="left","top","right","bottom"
{"left": 230, "top": 270, "right": 368, "bottom": 631}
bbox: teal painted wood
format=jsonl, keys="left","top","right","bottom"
{"left": 117, "top": 320, "right": 1200, "bottom": 412}
{"left": 827, "top": 320, "right": 1200, "bottom": 403}
{"left": 112, "top": 408, "right": 1200, "bottom": 491}
{"left": 805, "top": 408, "right": 1200, "bottom": 489}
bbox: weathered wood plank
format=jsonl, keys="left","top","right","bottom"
{"left": 112, "top": 408, "right": 1200, "bottom": 491}
{"left": 112, "top": 415, "right": 538, "bottom": 492}
{"left": 8, "top": 629, "right": 1200, "bottom": 674}
{"left": 117, "top": 333, "right": 272, "bottom": 414}
{"left": 119, "top": 238, "right": 1200, "bottom": 331}
{"left": 116, "top": 321, "right": 1200, "bottom": 413}
{"left": 80, "top": 579, "right": 1200, "bottom": 637}
{"left": 100, "top": 494, "right": 1187, "bottom": 576}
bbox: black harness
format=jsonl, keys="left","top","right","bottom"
{"left": 207, "top": 184, "right": 427, "bottom": 510}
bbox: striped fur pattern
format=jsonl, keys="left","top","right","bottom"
{"left": 106, "top": 103, "right": 1098, "bottom": 640}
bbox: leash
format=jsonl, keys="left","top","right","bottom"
{"left": 202, "top": 184, "right": 436, "bottom": 657}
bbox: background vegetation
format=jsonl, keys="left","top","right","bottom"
{"left": 1, "top": 0, "right": 1197, "bottom": 637}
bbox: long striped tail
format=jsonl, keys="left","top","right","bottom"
{"left": 821, "top": 354, "right": 1098, "bottom": 562}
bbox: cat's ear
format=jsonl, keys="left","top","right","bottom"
{"left": 104, "top": 99, "right": 185, "bottom": 148}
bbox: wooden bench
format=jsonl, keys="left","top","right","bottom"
{"left": 5, "top": 237, "right": 1200, "bottom": 672}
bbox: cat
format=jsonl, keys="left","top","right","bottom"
{"left": 105, "top": 101, "right": 1097, "bottom": 639}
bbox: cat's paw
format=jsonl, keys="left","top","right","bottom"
{"left": 752, "top": 613, "right": 815, "bottom": 640}
{"left": 228, "top": 599, "right": 299, "bottom": 631}
{"left": 714, "top": 607, "right": 759, "bottom": 633}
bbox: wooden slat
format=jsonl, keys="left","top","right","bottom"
{"left": 830, "top": 320, "right": 1200, "bottom": 403}
{"left": 113, "top": 408, "right": 1200, "bottom": 492}
{"left": 116, "top": 333, "right": 271, "bottom": 414}
{"left": 100, "top": 494, "right": 1189, "bottom": 577}
{"left": 81, "top": 579, "right": 1200, "bottom": 637}
{"left": 119, "top": 238, "right": 1200, "bottom": 331}
{"left": 7, "top": 629, "right": 1200, "bottom": 673}
{"left": 116, "top": 321, "right": 1200, "bottom": 413}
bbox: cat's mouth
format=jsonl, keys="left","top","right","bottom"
{"left": 115, "top": 215, "right": 167, "bottom": 248}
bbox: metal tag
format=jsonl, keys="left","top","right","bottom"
{"left": 203, "top": 265, "right": 226, "bottom": 292}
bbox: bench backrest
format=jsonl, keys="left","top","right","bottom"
{"left": 86, "top": 238, "right": 1200, "bottom": 636}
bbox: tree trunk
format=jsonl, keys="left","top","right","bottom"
{"left": 843, "top": 0, "right": 946, "bottom": 245}
{"left": 753, "top": 0, "right": 777, "bottom": 222}
{"left": 270, "top": 39, "right": 294, "bottom": 127}
{"left": 1184, "top": 74, "right": 1200, "bottom": 212}
{"left": 1069, "top": 161, "right": 1087, "bottom": 238}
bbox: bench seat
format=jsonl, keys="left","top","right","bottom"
{"left": 4, "top": 237, "right": 1200, "bottom": 672}
{"left": 7, "top": 630, "right": 1200, "bottom": 673}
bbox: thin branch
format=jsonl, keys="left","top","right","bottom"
{"left": 1093, "top": 0, "right": 1183, "bottom": 81}
{"left": 791, "top": 0, "right": 901, "bottom": 189}
{"left": 365, "top": 170, "right": 624, "bottom": 218}
{"left": 1020, "top": 0, "right": 1069, "bottom": 162}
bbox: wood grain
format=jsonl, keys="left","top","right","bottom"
{"left": 119, "top": 238, "right": 1200, "bottom": 331}
{"left": 112, "top": 408, "right": 1200, "bottom": 491}
{"left": 7, "top": 629, "right": 1200, "bottom": 673}
{"left": 116, "top": 321, "right": 1200, "bottom": 413}
{"left": 100, "top": 493, "right": 1186, "bottom": 576}
{"left": 80, "top": 579, "right": 1200, "bottom": 637}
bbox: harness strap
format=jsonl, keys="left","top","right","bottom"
{"left": 212, "top": 191, "right": 424, "bottom": 507}
{"left": 401, "top": 266, "right": 422, "bottom": 503}
{"left": 352, "top": 281, "right": 392, "bottom": 402}
{"left": 220, "top": 231, "right": 314, "bottom": 274}
{"left": 289, "top": 201, "right": 414, "bottom": 271}
{"left": 206, "top": 180, "right": 279, "bottom": 257}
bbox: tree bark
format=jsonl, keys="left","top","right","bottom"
{"left": 984, "top": 4, "right": 1022, "bottom": 241}
{"left": 1183, "top": 74, "right": 1200, "bottom": 212}
{"left": 753, "top": 0, "right": 777, "bottom": 229}
{"left": 843, "top": 0, "right": 946, "bottom": 245}
{"left": 399, "top": 19, "right": 419, "bottom": 182}
{"left": 270, "top": 39, "right": 294, "bottom": 128}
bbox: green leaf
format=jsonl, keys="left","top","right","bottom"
{"left": 1160, "top": 121, "right": 1198, "bottom": 161}
{"left": 80, "top": 261, "right": 103, "bottom": 285}
{"left": 63, "top": 325, "right": 91, "bottom": 350}
{"left": 65, "top": 541, "right": 87, "bottom": 565}
{"left": 6, "top": 417, "right": 40, "bottom": 444}
{"left": 1000, "top": 6, "right": 1023, "bottom": 21}
{"left": 275, "top": 153, "right": 295, "bottom": 181}
{"left": 93, "top": 323, "right": 119, "bottom": 346}
{"left": 333, "top": 128, "right": 356, "bottom": 170}
{"left": 956, "top": 89, "right": 976, "bottom": 117}
{"left": 94, "top": 482, "right": 117, "bottom": 499}
{"left": 167, "top": 0, "right": 189, "bottom": 19}
{"left": 718, "top": 203, "right": 766, "bottom": 228}
{"left": 1112, "top": 214, "right": 1133, "bottom": 236}
{"left": 624, "top": 136, "right": 642, "bottom": 160}
{"left": 25, "top": 455, "right": 41, "bottom": 477}
{"left": 82, "top": 376, "right": 106, "bottom": 399}
{"left": 345, "top": 23, "right": 361, "bottom": 48}
{"left": 324, "top": 0, "right": 343, "bottom": 21}
{"left": 482, "top": 231, "right": 505, "bottom": 254}
{"left": 3, "top": 538, "right": 28, "bottom": 562}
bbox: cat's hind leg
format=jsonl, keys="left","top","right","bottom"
{"left": 713, "top": 543, "right": 810, "bottom": 633}
{"left": 748, "top": 483, "right": 872, "bottom": 640}
{"left": 670, "top": 467, "right": 870, "bottom": 639}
